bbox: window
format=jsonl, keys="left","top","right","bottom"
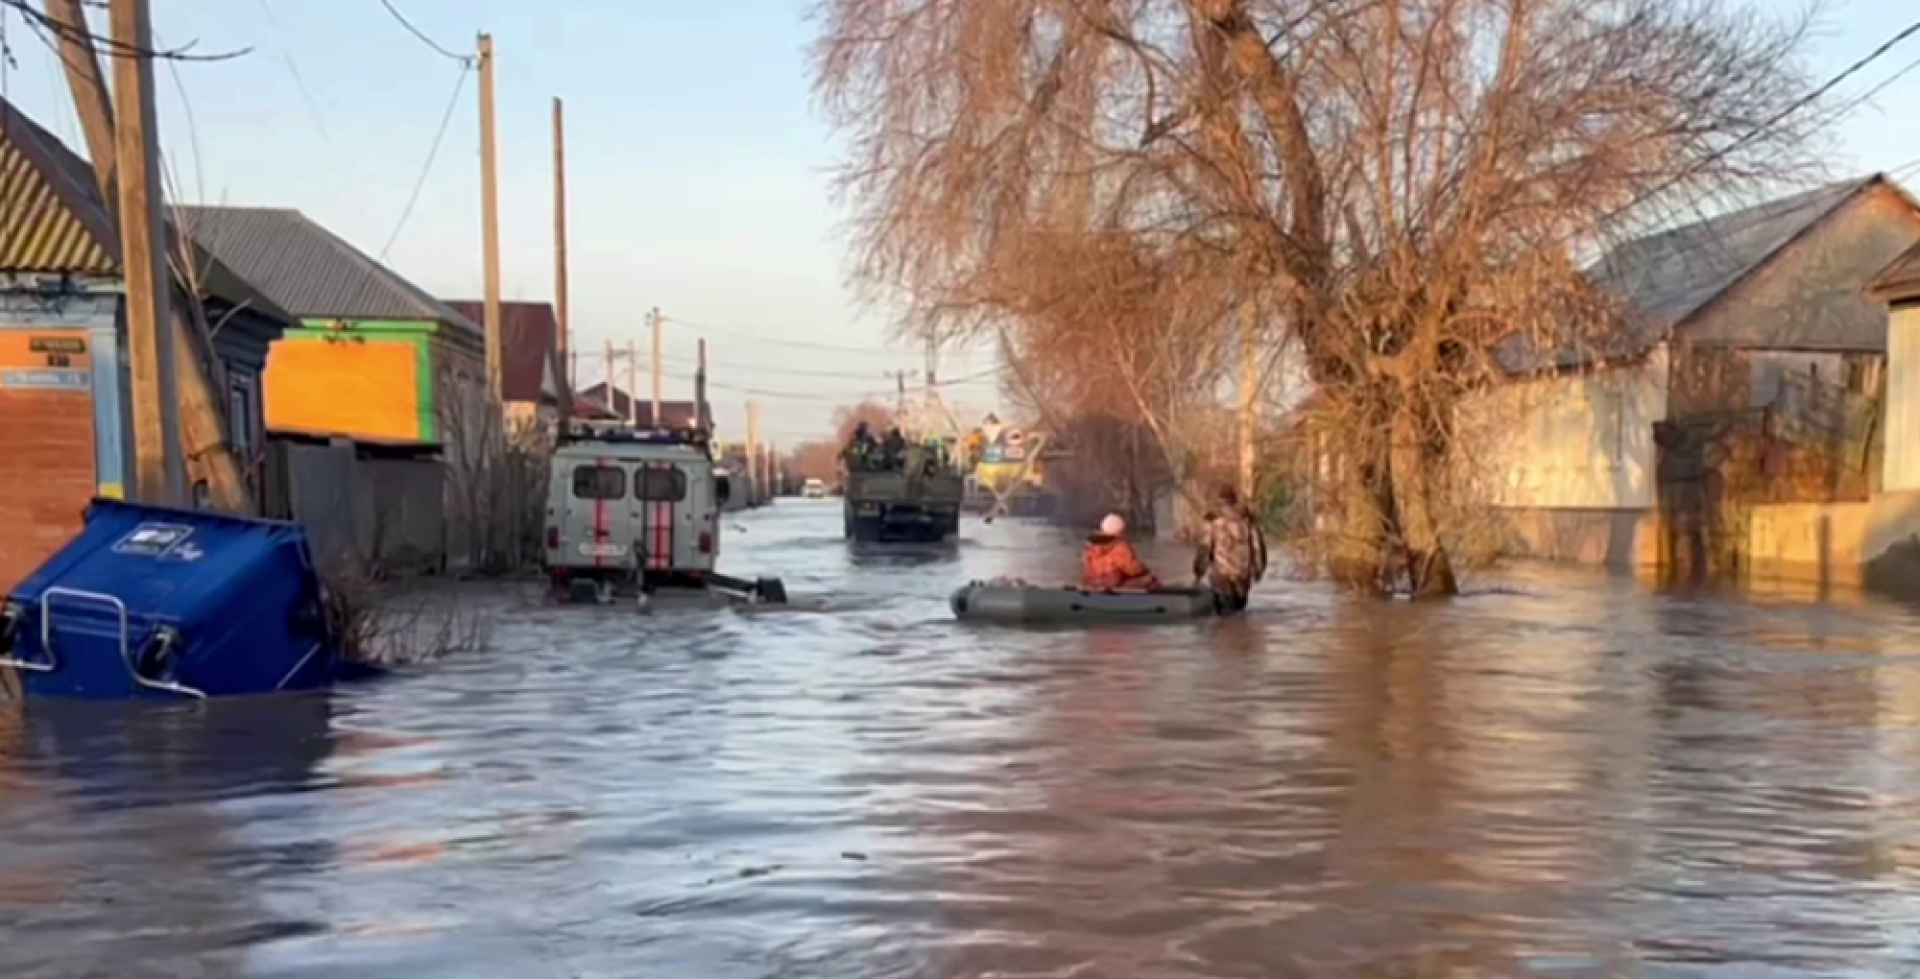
{"left": 571, "top": 465, "right": 627, "bottom": 500}
{"left": 635, "top": 466, "right": 688, "bottom": 502}
{"left": 228, "top": 374, "right": 257, "bottom": 461}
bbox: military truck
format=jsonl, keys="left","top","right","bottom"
{"left": 843, "top": 443, "right": 963, "bottom": 543}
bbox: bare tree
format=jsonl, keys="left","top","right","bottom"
{"left": 439, "top": 380, "right": 550, "bottom": 575}
{"left": 814, "top": 0, "right": 1823, "bottom": 596}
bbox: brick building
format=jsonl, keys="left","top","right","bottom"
{"left": 0, "top": 100, "right": 293, "bottom": 589}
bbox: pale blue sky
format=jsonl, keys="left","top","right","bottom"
{"left": 3, "top": 0, "right": 1916, "bottom": 442}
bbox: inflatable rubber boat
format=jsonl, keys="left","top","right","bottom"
{"left": 949, "top": 580, "right": 1218, "bottom": 625}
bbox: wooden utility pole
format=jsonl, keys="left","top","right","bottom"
{"left": 477, "top": 33, "right": 503, "bottom": 403}
{"left": 551, "top": 97, "right": 571, "bottom": 399}
{"left": 627, "top": 339, "right": 640, "bottom": 426}
{"left": 649, "top": 307, "right": 663, "bottom": 426}
{"left": 746, "top": 398, "right": 762, "bottom": 498}
{"left": 111, "top": 0, "right": 184, "bottom": 504}
{"left": 1238, "top": 297, "right": 1258, "bottom": 499}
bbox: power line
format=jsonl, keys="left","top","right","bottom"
{"left": 1818, "top": 50, "right": 1920, "bottom": 131}
{"left": 375, "top": 0, "right": 473, "bottom": 65}
{"left": 379, "top": 62, "right": 470, "bottom": 259}
{"left": 1600, "top": 16, "right": 1920, "bottom": 231}
{"left": 662, "top": 315, "right": 926, "bottom": 356}
{"left": 253, "top": 0, "right": 333, "bottom": 142}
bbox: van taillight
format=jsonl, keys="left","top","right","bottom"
{"left": 546, "top": 526, "right": 559, "bottom": 549}
{"left": 698, "top": 531, "right": 713, "bottom": 554}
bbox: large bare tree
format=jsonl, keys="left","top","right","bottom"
{"left": 813, "top": 0, "right": 1823, "bottom": 596}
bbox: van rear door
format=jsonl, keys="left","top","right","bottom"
{"left": 632, "top": 462, "right": 690, "bottom": 571}
{"left": 562, "top": 458, "right": 635, "bottom": 569}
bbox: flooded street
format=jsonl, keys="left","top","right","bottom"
{"left": 8, "top": 501, "right": 1920, "bottom": 977}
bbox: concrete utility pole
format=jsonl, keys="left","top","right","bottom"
{"left": 111, "top": 0, "right": 183, "bottom": 504}
{"left": 746, "top": 398, "right": 761, "bottom": 497}
{"left": 477, "top": 33, "right": 503, "bottom": 403}
{"left": 695, "top": 338, "right": 708, "bottom": 432}
{"left": 1238, "top": 297, "right": 1258, "bottom": 499}
{"left": 603, "top": 340, "right": 616, "bottom": 414}
{"left": 551, "top": 97, "right": 571, "bottom": 398}
{"left": 627, "top": 339, "right": 640, "bottom": 426}
{"left": 649, "top": 307, "right": 663, "bottom": 427}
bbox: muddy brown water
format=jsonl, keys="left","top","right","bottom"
{"left": 6, "top": 500, "right": 1920, "bottom": 978}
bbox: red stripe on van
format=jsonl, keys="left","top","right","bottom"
{"left": 650, "top": 463, "right": 673, "bottom": 570}
{"left": 592, "top": 457, "right": 609, "bottom": 568}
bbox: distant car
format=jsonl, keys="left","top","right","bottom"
{"left": 802, "top": 478, "right": 827, "bottom": 499}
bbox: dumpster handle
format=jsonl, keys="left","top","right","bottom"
{"left": 36, "top": 588, "right": 205, "bottom": 700}
{"left": 131, "top": 627, "right": 206, "bottom": 701}
{"left": 0, "top": 602, "right": 50, "bottom": 673}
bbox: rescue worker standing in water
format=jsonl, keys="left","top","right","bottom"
{"left": 1193, "top": 485, "right": 1267, "bottom": 614}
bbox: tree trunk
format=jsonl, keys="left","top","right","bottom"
{"left": 1325, "top": 441, "right": 1394, "bottom": 596}
{"left": 1387, "top": 408, "right": 1460, "bottom": 599}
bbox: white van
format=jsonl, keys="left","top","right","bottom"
{"left": 544, "top": 423, "right": 729, "bottom": 595}
{"left": 802, "top": 477, "right": 827, "bottom": 499}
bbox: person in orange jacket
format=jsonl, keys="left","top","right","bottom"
{"left": 1081, "top": 513, "right": 1162, "bottom": 591}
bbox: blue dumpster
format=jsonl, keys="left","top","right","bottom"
{"left": 0, "top": 499, "right": 356, "bottom": 700}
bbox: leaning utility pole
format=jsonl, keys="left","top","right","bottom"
{"left": 1238, "top": 298, "right": 1258, "bottom": 499}
{"left": 551, "top": 96, "right": 571, "bottom": 404}
{"left": 477, "top": 32, "right": 503, "bottom": 403}
{"left": 46, "top": 0, "right": 115, "bottom": 191}
{"left": 111, "top": 0, "right": 184, "bottom": 504}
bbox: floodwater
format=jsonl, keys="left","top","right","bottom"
{"left": 7, "top": 503, "right": 1920, "bottom": 978}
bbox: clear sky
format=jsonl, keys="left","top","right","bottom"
{"left": 2, "top": 0, "right": 1916, "bottom": 443}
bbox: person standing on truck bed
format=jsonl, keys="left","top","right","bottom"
{"left": 881, "top": 427, "right": 907, "bottom": 471}
{"left": 844, "top": 422, "right": 878, "bottom": 472}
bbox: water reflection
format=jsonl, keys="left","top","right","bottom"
{"left": 0, "top": 696, "right": 337, "bottom": 979}
{"left": 2, "top": 504, "right": 1920, "bottom": 977}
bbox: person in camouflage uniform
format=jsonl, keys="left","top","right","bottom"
{"left": 1192, "top": 484, "right": 1268, "bottom": 614}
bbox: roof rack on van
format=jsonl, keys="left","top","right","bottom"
{"left": 559, "top": 419, "right": 711, "bottom": 449}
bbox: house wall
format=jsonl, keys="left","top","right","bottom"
{"left": 1683, "top": 181, "right": 1920, "bottom": 353}
{"left": 1885, "top": 304, "right": 1920, "bottom": 492}
{"left": 1465, "top": 346, "right": 1669, "bottom": 511}
{"left": 0, "top": 288, "right": 125, "bottom": 590}
{"left": 264, "top": 320, "right": 435, "bottom": 443}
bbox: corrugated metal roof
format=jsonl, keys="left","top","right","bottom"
{"left": 179, "top": 206, "right": 480, "bottom": 332}
{"left": 1503, "top": 178, "right": 1881, "bottom": 370}
{"left": 1588, "top": 178, "right": 1871, "bottom": 336}
{"left": 0, "top": 98, "right": 300, "bottom": 330}
{"left": 0, "top": 101, "right": 116, "bottom": 274}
